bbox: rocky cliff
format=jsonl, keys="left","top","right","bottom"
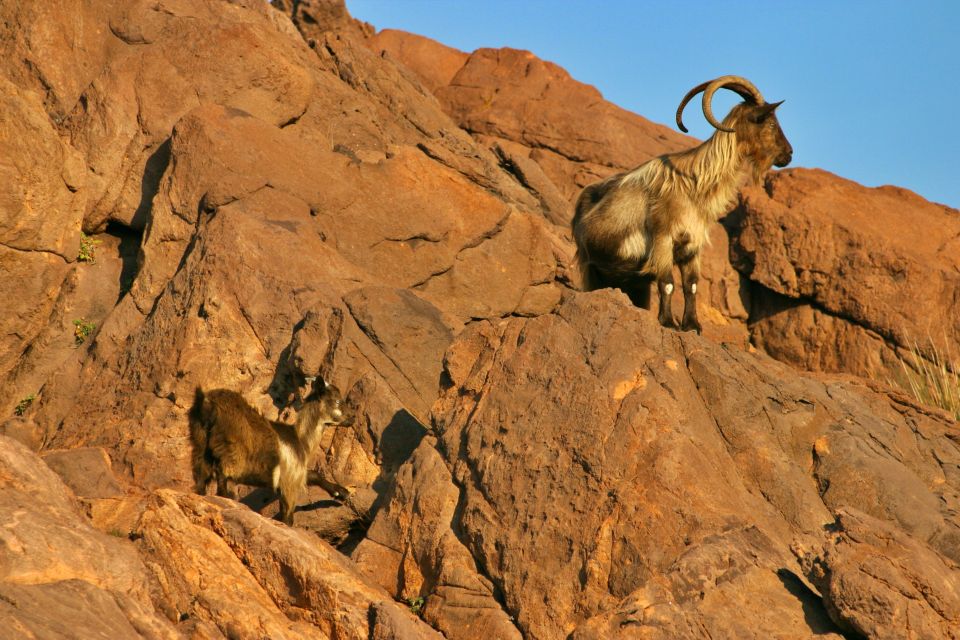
{"left": 2, "top": 1, "right": 958, "bottom": 638}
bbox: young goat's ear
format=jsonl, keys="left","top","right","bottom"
{"left": 750, "top": 100, "right": 784, "bottom": 123}
{"left": 313, "top": 375, "right": 327, "bottom": 393}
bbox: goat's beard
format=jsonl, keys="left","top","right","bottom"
{"left": 750, "top": 160, "right": 773, "bottom": 186}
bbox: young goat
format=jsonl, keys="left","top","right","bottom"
{"left": 572, "top": 75, "right": 792, "bottom": 332}
{"left": 188, "top": 375, "right": 353, "bottom": 525}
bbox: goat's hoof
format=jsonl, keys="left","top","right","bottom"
{"left": 681, "top": 320, "right": 702, "bottom": 334}
{"left": 659, "top": 316, "right": 679, "bottom": 330}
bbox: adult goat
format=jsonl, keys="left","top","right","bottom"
{"left": 571, "top": 75, "right": 792, "bottom": 332}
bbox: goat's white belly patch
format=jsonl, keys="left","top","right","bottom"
{"left": 275, "top": 441, "right": 298, "bottom": 489}
{"left": 618, "top": 231, "right": 646, "bottom": 260}
{"left": 271, "top": 465, "right": 281, "bottom": 491}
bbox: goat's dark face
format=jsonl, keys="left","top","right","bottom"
{"left": 741, "top": 101, "right": 792, "bottom": 169}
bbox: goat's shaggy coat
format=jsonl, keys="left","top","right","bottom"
{"left": 572, "top": 76, "right": 792, "bottom": 332}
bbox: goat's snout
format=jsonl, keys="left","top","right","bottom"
{"left": 335, "top": 404, "right": 356, "bottom": 427}
{"left": 775, "top": 144, "right": 793, "bottom": 168}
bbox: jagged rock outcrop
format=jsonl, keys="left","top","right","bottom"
{"left": 731, "top": 169, "right": 960, "bottom": 382}
{"left": 354, "top": 291, "right": 960, "bottom": 638}
{"left": 0, "top": 434, "right": 438, "bottom": 638}
{"left": 6, "top": 0, "right": 571, "bottom": 494}
{"left": 0, "top": 436, "right": 177, "bottom": 638}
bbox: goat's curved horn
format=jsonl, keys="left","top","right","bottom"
{"left": 676, "top": 75, "right": 765, "bottom": 134}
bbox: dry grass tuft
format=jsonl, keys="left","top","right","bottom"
{"left": 896, "top": 335, "right": 960, "bottom": 421}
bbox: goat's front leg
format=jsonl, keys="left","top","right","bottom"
{"left": 678, "top": 255, "right": 702, "bottom": 334}
{"left": 648, "top": 237, "right": 677, "bottom": 328}
{"left": 307, "top": 464, "right": 352, "bottom": 501}
{"left": 656, "top": 273, "right": 678, "bottom": 328}
{"left": 215, "top": 471, "right": 238, "bottom": 500}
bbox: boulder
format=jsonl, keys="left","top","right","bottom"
{"left": 796, "top": 508, "right": 960, "bottom": 639}
{"left": 730, "top": 168, "right": 960, "bottom": 381}
{"left": 91, "top": 489, "right": 439, "bottom": 639}
{"left": 0, "top": 436, "right": 176, "bottom": 637}
{"left": 41, "top": 446, "right": 125, "bottom": 499}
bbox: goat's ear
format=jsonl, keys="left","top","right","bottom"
{"left": 750, "top": 100, "right": 783, "bottom": 123}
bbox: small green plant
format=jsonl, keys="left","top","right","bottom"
{"left": 14, "top": 394, "right": 35, "bottom": 416}
{"left": 407, "top": 596, "right": 425, "bottom": 617}
{"left": 895, "top": 336, "right": 960, "bottom": 421}
{"left": 77, "top": 232, "right": 100, "bottom": 263}
{"left": 73, "top": 318, "right": 96, "bottom": 345}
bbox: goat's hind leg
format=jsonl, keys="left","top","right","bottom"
{"left": 192, "top": 451, "right": 215, "bottom": 495}
{"left": 277, "top": 496, "right": 294, "bottom": 526}
{"left": 277, "top": 489, "right": 297, "bottom": 526}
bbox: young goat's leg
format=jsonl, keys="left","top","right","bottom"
{"left": 678, "top": 255, "right": 702, "bottom": 334}
{"left": 215, "top": 469, "right": 238, "bottom": 500}
{"left": 278, "top": 490, "right": 297, "bottom": 526}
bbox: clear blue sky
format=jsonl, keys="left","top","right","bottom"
{"left": 349, "top": 1, "right": 960, "bottom": 209}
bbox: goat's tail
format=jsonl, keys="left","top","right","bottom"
{"left": 572, "top": 179, "right": 619, "bottom": 292}
{"left": 187, "top": 386, "right": 214, "bottom": 494}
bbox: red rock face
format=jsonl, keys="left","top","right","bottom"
{"left": 369, "top": 30, "right": 694, "bottom": 210}
{"left": 731, "top": 169, "right": 960, "bottom": 381}
{"left": 3, "top": 0, "right": 959, "bottom": 638}
{"left": 357, "top": 292, "right": 960, "bottom": 638}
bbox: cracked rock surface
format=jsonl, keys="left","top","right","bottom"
{"left": 358, "top": 291, "right": 959, "bottom": 638}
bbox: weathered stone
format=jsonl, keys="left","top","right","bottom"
{"left": 41, "top": 446, "right": 125, "bottom": 499}
{"left": 796, "top": 508, "right": 960, "bottom": 639}
{"left": 0, "top": 436, "right": 175, "bottom": 637}
{"left": 93, "top": 489, "right": 439, "bottom": 640}
{"left": 4, "top": 1, "right": 960, "bottom": 637}
{"left": 0, "top": 418, "right": 43, "bottom": 452}
{"left": 729, "top": 169, "right": 960, "bottom": 380}
{"left": 359, "top": 291, "right": 960, "bottom": 638}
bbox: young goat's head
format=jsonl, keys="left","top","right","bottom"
{"left": 676, "top": 75, "right": 793, "bottom": 182}
{"left": 303, "top": 375, "right": 354, "bottom": 426}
